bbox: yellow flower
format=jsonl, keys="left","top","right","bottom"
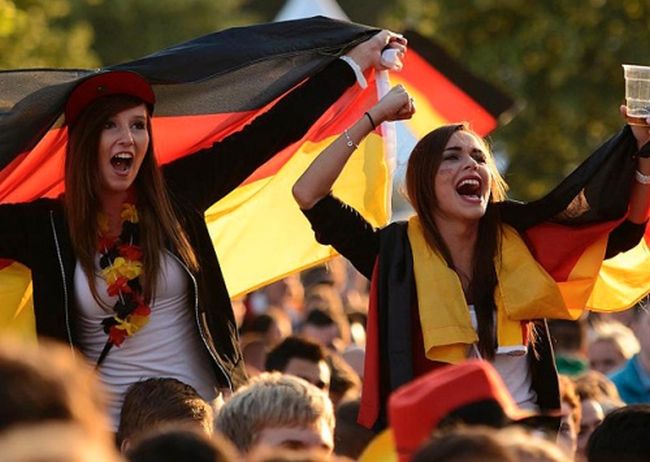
{"left": 121, "top": 203, "right": 139, "bottom": 223}
{"left": 114, "top": 314, "right": 149, "bottom": 336}
{"left": 101, "top": 257, "right": 143, "bottom": 284}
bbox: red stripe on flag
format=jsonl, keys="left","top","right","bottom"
{"left": 523, "top": 220, "right": 619, "bottom": 282}
{"left": 399, "top": 50, "right": 498, "bottom": 135}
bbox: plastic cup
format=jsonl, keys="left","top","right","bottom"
{"left": 623, "top": 64, "right": 650, "bottom": 126}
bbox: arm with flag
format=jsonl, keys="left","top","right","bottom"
{"left": 0, "top": 17, "right": 398, "bottom": 342}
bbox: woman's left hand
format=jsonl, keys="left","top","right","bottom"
{"left": 621, "top": 105, "right": 650, "bottom": 149}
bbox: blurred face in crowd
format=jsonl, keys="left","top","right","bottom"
{"left": 254, "top": 417, "right": 333, "bottom": 453}
{"left": 588, "top": 339, "right": 626, "bottom": 374}
{"left": 284, "top": 358, "right": 331, "bottom": 392}
{"left": 576, "top": 398, "right": 604, "bottom": 460}
{"left": 558, "top": 401, "right": 579, "bottom": 457}
{"left": 632, "top": 309, "right": 650, "bottom": 358}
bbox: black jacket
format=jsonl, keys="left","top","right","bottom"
{"left": 0, "top": 59, "right": 355, "bottom": 390}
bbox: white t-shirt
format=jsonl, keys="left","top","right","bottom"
{"left": 468, "top": 305, "right": 538, "bottom": 411}
{"left": 74, "top": 251, "right": 218, "bottom": 428}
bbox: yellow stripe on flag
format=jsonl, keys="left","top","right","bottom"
{"left": 392, "top": 78, "right": 448, "bottom": 137}
{"left": 206, "top": 132, "right": 389, "bottom": 298}
{"left": 0, "top": 262, "right": 36, "bottom": 340}
{"left": 588, "top": 237, "right": 650, "bottom": 311}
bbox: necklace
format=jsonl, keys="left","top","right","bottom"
{"left": 95, "top": 194, "right": 151, "bottom": 366}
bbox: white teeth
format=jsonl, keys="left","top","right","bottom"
{"left": 458, "top": 178, "right": 480, "bottom": 188}
{"left": 113, "top": 153, "right": 133, "bottom": 160}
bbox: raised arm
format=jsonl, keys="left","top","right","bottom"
{"left": 165, "top": 30, "right": 406, "bottom": 211}
{"left": 622, "top": 105, "right": 650, "bottom": 224}
{"left": 292, "top": 85, "right": 414, "bottom": 209}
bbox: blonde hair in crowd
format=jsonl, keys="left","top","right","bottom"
{"left": 215, "top": 372, "right": 334, "bottom": 452}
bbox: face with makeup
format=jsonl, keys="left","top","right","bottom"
{"left": 97, "top": 104, "right": 150, "bottom": 199}
{"left": 433, "top": 130, "right": 492, "bottom": 224}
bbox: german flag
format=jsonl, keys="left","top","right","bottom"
{"left": 394, "top": 30, "right": 515, "bottom": 138}
{"left": 0, "top": 17, "right": 386, "bottom": 337}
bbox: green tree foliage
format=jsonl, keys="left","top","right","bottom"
{"left": 378, "top": 0, "right": 650, "bottom": 200}
{"left": 0, "top": 0, "right": 98, "bottom": 68}
{"left": 67, "top": 0, "right": 258, "bottom": 65}
{"left": 246, "top": 0, "right": 649, "bottom": 200}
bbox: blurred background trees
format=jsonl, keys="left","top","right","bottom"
{"left": 2, "top": 0, "right": 649, "bottom": 200}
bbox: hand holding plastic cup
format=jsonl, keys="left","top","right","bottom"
{"left": 623, "top": 64, "right": 650, "bottom": 126}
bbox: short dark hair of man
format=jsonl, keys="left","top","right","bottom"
{"left": 127, "top": 427, "right": 237, "bottom": 462}
{"left": 587, "top": 404, "right": 650, "bottom": 462}
{"left": 265, "top": 336, "right": 328, "bottom": 374}
{"left": 117, "top": 377, "right": 213, "bottom": 449}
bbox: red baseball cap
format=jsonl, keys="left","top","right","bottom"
{"left": 359, "top": 360, "right": 538, "bottom": 462}
{"left": 64, "top": 70, "right": 155, "bottom": 126}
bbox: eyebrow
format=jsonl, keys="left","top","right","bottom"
{"left": 443, "top": 145, "right": 485, "bottom": 154}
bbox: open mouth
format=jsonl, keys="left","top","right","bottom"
{"left": 110, "top": 153, "right": 134, "bottom": 173}
{"left": 455, "top": 177, "right": 483, "bottom": 201}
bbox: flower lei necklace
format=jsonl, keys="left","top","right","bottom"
{"left": 95, "top": 193, "right": 151, "bottom": 366}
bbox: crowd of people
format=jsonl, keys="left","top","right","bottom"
{"left": 1, "top": 23, "right": 650, "bottom": 462}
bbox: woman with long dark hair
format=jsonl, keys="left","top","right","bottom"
{"left": 0, "top": 30, "right": 407, "bottom": 427}
{"left": 293, "top": 86, "right": 650, "bottom": 428}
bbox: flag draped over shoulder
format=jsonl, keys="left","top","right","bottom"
{"left": 0, "top": 16, "right": 385, "bottom": 335}
{"left": 500, "top": 127, "right": 650, "bottom": 314}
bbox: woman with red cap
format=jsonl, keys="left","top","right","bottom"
{"left": 0, "top": 30, "right": 406, "bottom": 428}
{"left": 293, "top": 86, "right": 650, "bottom": 429}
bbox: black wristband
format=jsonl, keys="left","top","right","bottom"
{"left": 364, "top": 111, "right": 377, "bottom": 130}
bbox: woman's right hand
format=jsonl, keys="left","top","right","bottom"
{"left": 345, "top": 30, "right": 407, "bottom": 72}
{"left": 368, "top": 85, "right": 415, "bottom": 125}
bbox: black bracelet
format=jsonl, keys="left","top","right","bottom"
{"left": 364, "top": 111, "right": 377, "bottom": 130}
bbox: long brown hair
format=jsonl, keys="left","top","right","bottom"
{"left": 64, "top": 95, "right": 198, "bottom": 307}
{"left": 405, "top": 123, "right": 508, "bottom": 359}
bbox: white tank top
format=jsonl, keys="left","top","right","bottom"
{"left": 468, "top": 305, "right": 538, "bottom": 411}
{"left": 74, "top": 251, "right": 218, "bottom": 429}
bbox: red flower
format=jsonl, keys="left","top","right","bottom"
{"left": 119, "top": 244, "right": 143, "bottom": 261}
{"left": 98, "top": 236, "right": 117, "bottom": 252}
{"left": 107, "top": 276, "right": 131, "bottom": 297}
{"left": 109, "top": 326, "right": 127, "bottom": 347}
{"left": 133, "top": 304, "right": 151, "bottom": 317}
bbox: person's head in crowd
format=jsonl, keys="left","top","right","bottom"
{"left": 242, "top": 307, "right": 293, "bottom": 348}
{"left": 359, "top": 360, "right": 546, "bottom": 462}
{"left": 587, "top": 404, "right": 650, "bottom": 462}
{"left": 573, "top": 370, "right": 624, "bottom": 413}
{"left": 410, "top": 426, "right": 516, "bottom": 462}
{"left": 215, "top": 372, "right": 335, "bottom": 454}
{"left": 573, "top": 374, "right": 609, "bottom": 462}
{"left": 333, "top": 399, "right": 375, "bottom": 460}
{"left": 264, "top": 275, "right": 305, "bottom": 314}
{"left": 126, "top": 426, "right": 238, "bottom": 462}
{"left": 300, "top": 308, "right": 349, "bottom": 352}
{"left": 629, "top": 299, "right": 650, "bottom": 361}
{"left": 609, "top": 299, "right": 650, "bottom": 405}
{"left": 326, "top": 352, "right": 361, "bottom": 407}
{"left": 117, "top": 377, "right": 214, "bottom": 452}
{"left": 557, "top": 375, "right": 581, "bottom": 458}
{"left": 246, "top": 446, "right": 348, "bottom": 462}
{"left": 341, "top": 345, "right": 365, "bottom": 380}
{"left": 549, "top": 318, "right": 589, "bottom": 376}
{"left": 496, "top": 426, "right": 572, "bottom": 462}
{"left": 0, "top": 422, "right": 122, "bottom": 462}
{"left": 587, "top": 320, "right": 639, "bottom": 374}
{"left": 0, "top": 338, "right": 110, "bottom": 441}
{"left": 265, "top": 336, "right": 331, "bottom": 392}
{"left": 241, "top": 333, "right": 270, "bottom": 376}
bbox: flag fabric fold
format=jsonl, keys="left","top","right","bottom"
{"left": 0, "top": 16, "right": 388, "bottom": 335}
